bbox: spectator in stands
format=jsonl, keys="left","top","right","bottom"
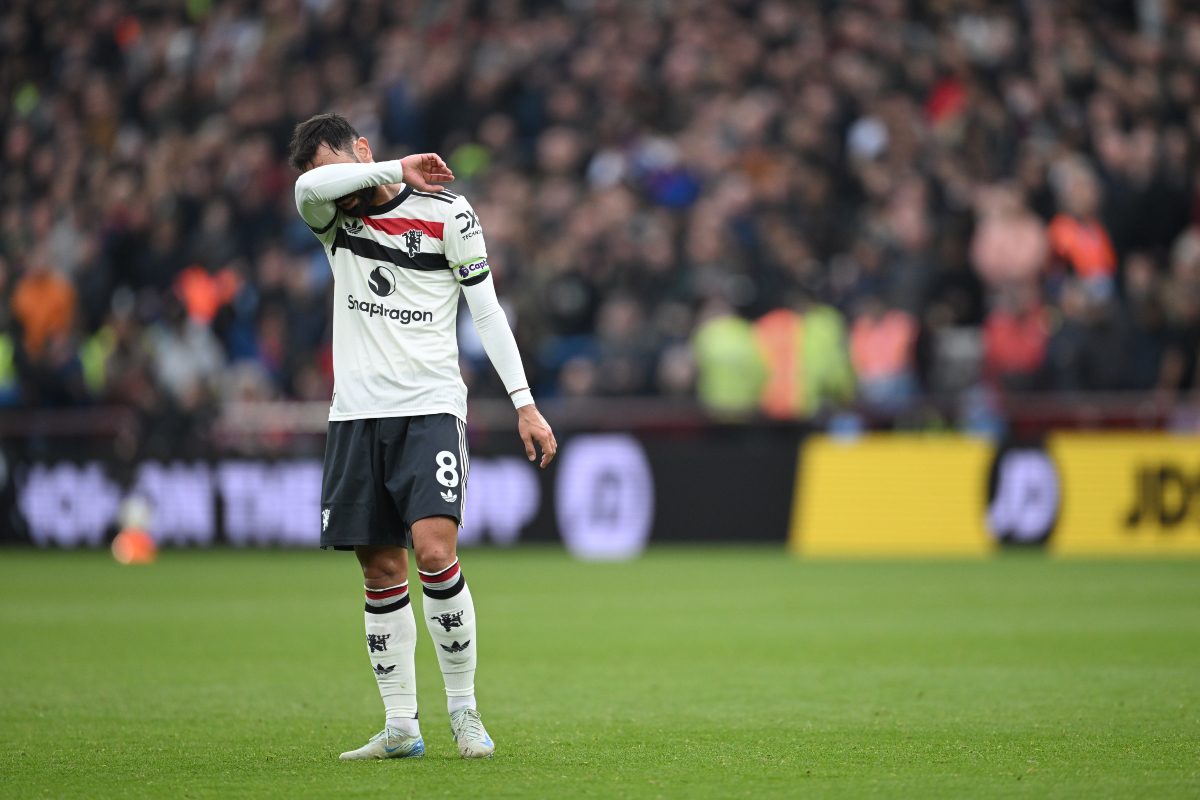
{"left": 983, "top": 284, "right": 1050, "bottom": 392}
{"left": 9, "top": 249, "right": 84, "bottom": 406}
{"left": 11, "top": 251, "right": 75, "bottom": 363}
{"left": 85, "top": 291, "right": 156, "bottom": 409}
{"left": 691, "top": 299, "right": 765, "bottom": 420}
{"left": 849, "top": 296, "right": 917, "bottom": 411}
{"left": 971, "top": 184, "right": 1048, "bottom": 292}
{"left": 145, "top": 297, "right": 224, "bottom": 412}
{"left": 594, "top": 295, "right": 653, "bottom": 396}
{"left": 1047, "top": 158, "right": 1118, "bottom": 298}
{"left": 1162, "top": 228, "right": 1200, "bottom": 391}
{"left": 1120, "top": 253, "right": 1174, "bottom": 392}
{"left": 755, "top": 290, "right": 854, "bottom": 420}
{"left": 1046, "top": 279, "right": 1141, "bottom": 392}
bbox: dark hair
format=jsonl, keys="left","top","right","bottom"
{"left": 287, "top": 113, "right": 359, "bottom": 171}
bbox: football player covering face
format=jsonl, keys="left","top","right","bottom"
{"left": 291, "top": 112, "right": 555, "bottom": 762}
{"left": 335, "top": 183, "right": 376, "bottom": 218}
{"left": 303, "top": 136, "right": 425, "bottom": 216}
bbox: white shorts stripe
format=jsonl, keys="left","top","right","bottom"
{"left": 456, "top": 417, "right": 470, "bottom": 524}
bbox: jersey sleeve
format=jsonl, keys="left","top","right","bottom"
{"left": 304, "top": 207, "right": 341, "bottom": 247}
{"left": 444, "top": 195, "right": 490, "bottom": 285}
{"left": 294, "top": 160, "right": 407, "bottom": 246}
{"left": 462, "top": 274, "right": 531, "bottom": 404}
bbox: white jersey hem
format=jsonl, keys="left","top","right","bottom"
{"left": 328, "top": 406, "right": 467, "bottom": 424}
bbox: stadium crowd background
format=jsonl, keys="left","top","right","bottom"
{"left": 2, "top": 0, "right": 1200, "bottom": 449}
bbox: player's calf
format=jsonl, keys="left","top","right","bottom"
{"left": 419, "top": 558, "right": 495, "bottom": 757}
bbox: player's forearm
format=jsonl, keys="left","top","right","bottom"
{"left": 293, "top": 161, "right": 406, "bottom": 227}
{"left": 461, "top": 277, "right": 533, "bottom": 408}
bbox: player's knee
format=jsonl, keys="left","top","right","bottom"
{"left": 413, "top": 540, "right": 456, "bottom": 573}
{"left": 357, "top": 547, "right": 407, "bottom": 586}
{"left": 410, "top": 516, "right": 458, "bottom": 573}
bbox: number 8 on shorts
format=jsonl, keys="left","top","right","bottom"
{"left": 436, "top": 451, "right": 460, "bottom": 487}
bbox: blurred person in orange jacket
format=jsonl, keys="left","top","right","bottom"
{"left": 11, "top": 250, "right": 76, "bottom": 360}
{"left": 754, "top": 290, "right": 854, "bottom": 420}
{"left": 849, "top": 295, "right": 918, "bottom": 410}
{"left": 1047, "top": 157, "right": 1117, "bottom": 297}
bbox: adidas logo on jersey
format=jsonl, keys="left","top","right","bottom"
{"left": 441, "top": 490, "right": 457, "bottom": 503}
{"left": 343, "top": 218, "right": 363, "bottom": 234}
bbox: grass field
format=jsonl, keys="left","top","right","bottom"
{"left": 0, "top": 547, "right": 1197, "bottom": 799}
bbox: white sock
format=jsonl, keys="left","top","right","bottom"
{"left": 386, "top": 717, "right": 421, "bottom": 737}
{"left": 418, "top": 560, "right": 478, "bottom": 714}
{"left": 364, "top": 583, "right": 418, "bottom": 730}
{"left": 447, "top": 695, "right": 476, "bottom": 714}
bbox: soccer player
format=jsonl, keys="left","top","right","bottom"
{"left": 289, "top": 113, "right": 556, "bottom": 760}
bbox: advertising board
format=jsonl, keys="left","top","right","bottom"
{"left": 1048, "top": 433, "right": 1200, "bottom": 556}
{"left": 789, "top": 435, "right": 995, "bottom": 557}
{"left": 4, "top": 427, "right": 803, "bottom": 553}
{"left": 790, "top": 432, "right": 1200, "bottom": 557}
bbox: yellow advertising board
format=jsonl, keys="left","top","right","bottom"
{"left": 790, "top": 435, "right": 994, "bottom": 557}
{"left": 1048, "top": 433, "right": 1200, "bottom": 556}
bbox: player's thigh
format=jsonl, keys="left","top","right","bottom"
{"left": 322, "top": 419, "right": 407, "bottom": 548}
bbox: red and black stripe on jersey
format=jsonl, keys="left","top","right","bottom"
{"left": 332, "top": 227, "right": 446, "bottom": 271}
{"left": 363, "top": 217, "right": 444, "bottom": 239}
{"left": 326, "top": 186, "right": 486, "bottom": 285}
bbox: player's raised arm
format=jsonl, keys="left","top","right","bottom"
{"left": 288, "top": 113, "right": 453, "bottom": 236}
{"left": 293, "top": 160, "right": 406, "bottom": 229}
{"left": 293, "top": 154, "right": 454, "bottom": 216}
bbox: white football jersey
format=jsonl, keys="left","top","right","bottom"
{"left": 306, "top": 185, "right": 491, "bottom": 422}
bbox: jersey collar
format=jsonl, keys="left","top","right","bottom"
{"left": 366, "top": 185, "right": 412, "bottom": 216}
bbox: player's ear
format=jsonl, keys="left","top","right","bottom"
{"left": 355, "top": 137, "right": 373, "bottom": 163}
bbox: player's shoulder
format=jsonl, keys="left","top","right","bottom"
{"left": 403, "top": 187, "right": 472, "bottom": 219}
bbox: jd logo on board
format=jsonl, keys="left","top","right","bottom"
{"left": 1125, "top": 465, "right": 1200, "bottom": 528}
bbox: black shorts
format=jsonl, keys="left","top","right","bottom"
{"left": 320, "top": 414, "right": 469, "bottom": 550}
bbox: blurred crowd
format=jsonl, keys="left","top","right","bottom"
{"left": 4, "top": 0, "right": 1200, "bottom": 439}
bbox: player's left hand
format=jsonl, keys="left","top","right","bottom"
{"left": 400, "top": 153, "right": 454, "bottom": 192}
{"left": 517, "top": 404, "right": 557, "bottom": 468}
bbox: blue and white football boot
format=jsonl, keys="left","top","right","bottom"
{"left": 339, "top": 726, "right": 425, "bottom": 760}
{"left": 449, "top": 708, "right": 495, "bottom": 759}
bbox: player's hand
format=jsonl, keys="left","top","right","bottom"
{"left": 517, "top": 404, "right": 557, "bottom": 468}
{"left": 400, "top": 153, "right": 454, "bottom": 192}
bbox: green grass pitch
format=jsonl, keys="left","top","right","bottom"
{"left": 0, "top": 547, "right": 1197, "bottom": 799}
